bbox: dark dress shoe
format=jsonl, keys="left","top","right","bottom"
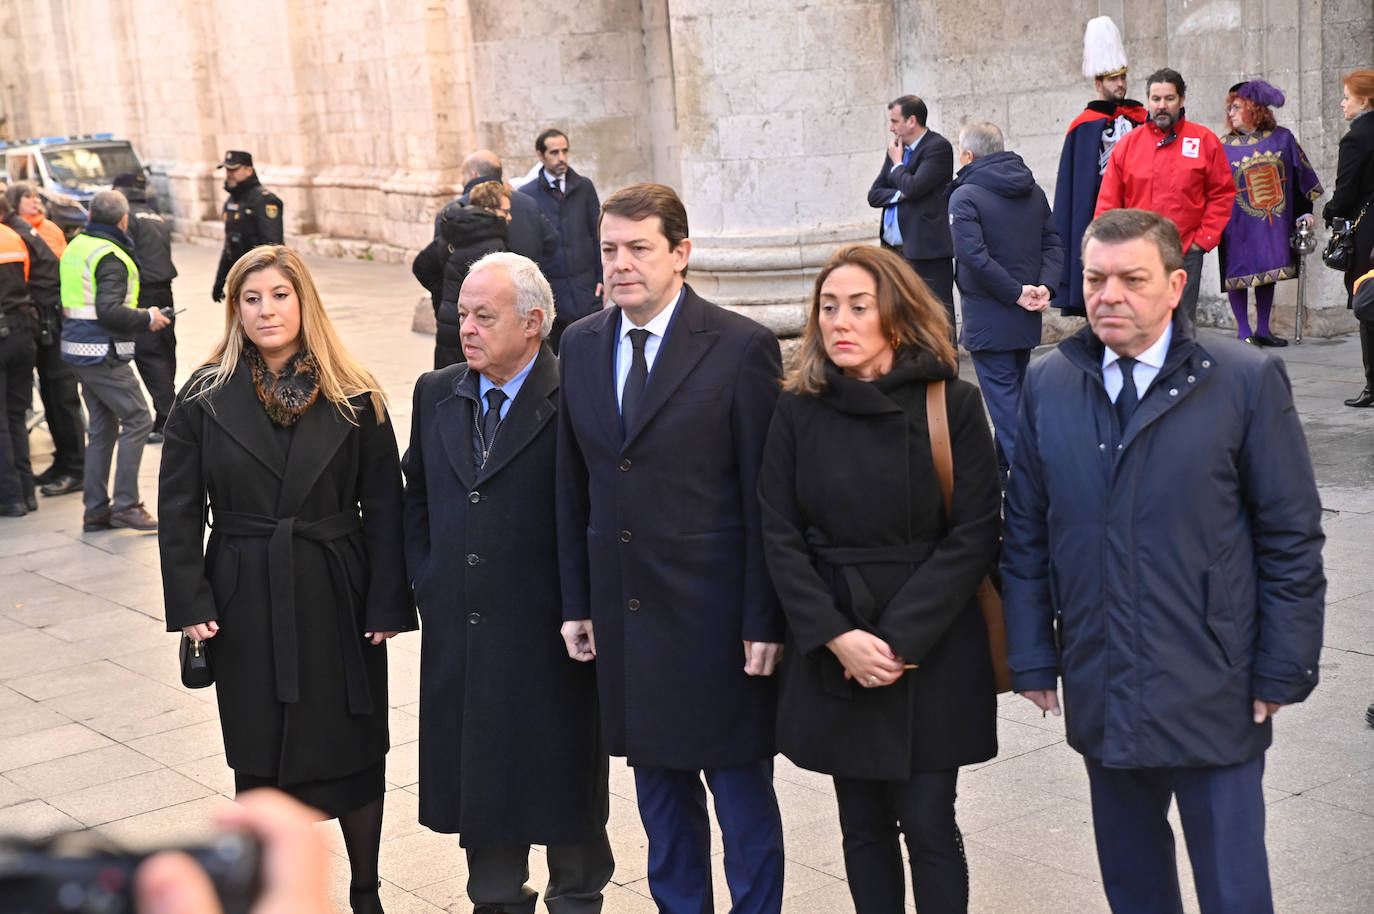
{"left": 1256, "top": 334, "right": 1289, "bottom": 347}
{"left": 110, "top": 503, "right": 157, "bottom": 531}
{"left": 83, "top": 506, "right": 112, "bottom": 530}
{"left": 24, "top": 493, "right": 37, "bottom": 512}
{"left": 0, "top": 503, "right": 26, "bottom": 518}
{"left": 147, "top": 431, "right": 165, "bottom": 445}
{"left": 1344, "top": 389, "right": 1374, "bottom": 408}
{"left": 40, "top": 474, "right": 82, "bottom": 497}
{"left": 1242, "top": 335, "right": 1261, "bottom": 345}
{"left": 33, "top": 466, "right": 59, "bottom": 486}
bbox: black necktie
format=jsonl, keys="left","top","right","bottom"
{"left": 1115, "top": 357, "right": 1139, "bottom": 431}
{"left": 551, "top": 178, "right": 564, "bottom": 200}
{"left": 481, "top": 388, "right": 507, "bottom": 459}
{"left": 622, "top": 329, "right": 650, "bottom": 431}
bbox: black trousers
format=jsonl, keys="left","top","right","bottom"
{"left": 1359, "top": 317, "right": 1374, "bottom": 390}
{"left": 134, "top": 282, "right": 177, "bottom": 432}
{"left": 464, "top": 835, "right": 614, "bottom": 914}
{"left": 884, "top": 245, "right": 957, "bottom": 345}
{"left": 33, "top": 334, "right": 85, "bottom": 475}
{"left": 833, "top": 769, "right": 967, "bottom": 914}
{"left": 1176, "top": 247, "right": 1204, "bottom": 336}
{"left": 0, "top": 325, "right": 37, "bottom": 506}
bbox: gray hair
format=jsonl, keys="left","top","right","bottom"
{"left": 89, "top": 190, "right": 129, "bottom": 225}
{"left": 958, "top": 121, "right": 1005, "bottom": 159}
{"left": 467, "top": 251, "right": 556, "bottom": 338}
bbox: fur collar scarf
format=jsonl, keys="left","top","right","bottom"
{"left": 246, "top": 344, "right": 321, "bottom": 426}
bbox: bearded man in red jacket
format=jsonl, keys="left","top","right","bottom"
{"left": 1095, "top": 67, "right": 1236, "bottom": 330}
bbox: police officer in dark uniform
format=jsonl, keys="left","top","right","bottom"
{"left": 114, "top": 172, "right": 178, "bottom": 442}
{"left": 211, "top": 150, "right": 284, "bottom": 303}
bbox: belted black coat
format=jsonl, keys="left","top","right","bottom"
{"left": 158, "top": 360, "right": 416, "bottom": 785}
{"left": 759, "top": 356, "right": 1002, "bottom": 779}
{"left": 401, "top": 347, "right": 607, "bottom": 844}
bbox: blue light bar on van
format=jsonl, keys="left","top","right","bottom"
{"left": 0, "top": 133, "right": 121, "bottom": 148}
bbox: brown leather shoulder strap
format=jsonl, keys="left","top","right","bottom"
{"left": 926, "top": 380, "right": 953, "bottom": 516}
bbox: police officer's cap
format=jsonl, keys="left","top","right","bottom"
{"left": 112, "top": 171, "right": 147, "bottom": 190}
{"left": 217, "top": 150, "right": 254, "bottom": 169}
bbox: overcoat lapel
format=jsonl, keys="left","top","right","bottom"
{"left": 476, "top": 345, "right": 559, "bottom": 483}
{"left": 584, "top": 308, "right": 624, "bottom": 446}
{"left": 436, "top": 369, "right": 478, "bottom": 490}
{"left": 623, "top": 287, "right": 718, "bottom": 449}
{"left": 277, "top": 394, "right": 353, "bottom": 517}
{"left": 204, "top": 363, "right": 287, "bottom": 479}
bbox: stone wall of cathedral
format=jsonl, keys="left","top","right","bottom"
{"left": 0, "top": 0, "right": 1368, "bottom": 334}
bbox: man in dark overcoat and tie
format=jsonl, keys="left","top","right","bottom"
{"left": 556, "top": 183, "right": 786, "bottom": 914}
{"left": 403, "top": 252, "right": 613, "bottom": 914}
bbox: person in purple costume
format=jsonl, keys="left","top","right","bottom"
{"left": 1218, "top": 80, "right": 1324, "bottom": 346}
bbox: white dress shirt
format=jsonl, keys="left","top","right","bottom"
{"left": 615, "top": 288, "right": 683, "bottom": 410}
{"left": 1102, "top": 323, "right": 1172, "bottom": 402}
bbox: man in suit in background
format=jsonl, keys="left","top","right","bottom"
{"left": 868, "top": 94, "right": 957, "bottom": 338}
{"left": 556, "top": 183, "right": 785, "bottom": 914}
{"left": 520, "top": 130, "right": 603, "bottom": 351}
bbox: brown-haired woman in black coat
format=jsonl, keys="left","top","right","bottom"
{"left": 1324, "top": 68, "right": 1374, "bottom": 406}
{"left": 759, "top": 245, "right": 1001, "bottom": 914}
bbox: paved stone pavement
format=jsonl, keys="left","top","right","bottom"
{"left": 1, "top": 242, "right": 1371, "bottom": 913}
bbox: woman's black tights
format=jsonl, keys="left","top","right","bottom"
{"left": 340, "top": 795, "right": 384, "bottom": 913}
{"left": 833, "top": 769, "right": 967, "bottom": 914}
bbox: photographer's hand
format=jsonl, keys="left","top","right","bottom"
{"left": 135, "top": 789, "right": 332, "bottom": 914}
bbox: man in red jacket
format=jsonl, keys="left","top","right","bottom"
{"left": 1095, "top": 67, "right": 1236, "bottom": 330}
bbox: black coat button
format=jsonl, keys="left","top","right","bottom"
{"left": 468, "top": 491, "right": 480, "bottom": 504}
{"left": 627, "top": 599, "right": 640, "bottom": 611}
{"left": 619, "top": 458, "right": 632, "bottom": 471}
{"left": 467, "top": 612, "right": 481, "bottom": 624}
{"left": 620, "top": 530, "right": 632, "bottom": 543}
{"left": 466, "top": 553, "right": 480, "bottom": 565}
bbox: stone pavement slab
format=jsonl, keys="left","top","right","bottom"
{"left": 0, "top": 243, "right": 1370, "bottom": 913}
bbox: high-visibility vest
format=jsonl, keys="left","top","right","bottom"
{"left": 60, "top": 232, "right": 140, "bottom": 364}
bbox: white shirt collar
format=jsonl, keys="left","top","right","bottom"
{"left": 619, "top": 286, "right": 683, "bottom": 342}
{"left": 1102, "top": 321, "right": 1172, "bottom": 373}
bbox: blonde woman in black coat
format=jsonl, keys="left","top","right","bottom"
{"left": 1324, "top": 69, "right": 1374, "bottom": 406}
{"left": 759, "top": 245, "right": 1001, "bottom": 914}
{"left": 159, "top": 246, "right": 415, "bottom": 914}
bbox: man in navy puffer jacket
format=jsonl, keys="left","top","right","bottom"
{"left": 948, "top": 121, "right": 1063, "bottom": 477}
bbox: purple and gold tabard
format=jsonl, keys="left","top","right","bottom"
{"left": 1219, "top": 126, "right": 1323, "bottom": 290}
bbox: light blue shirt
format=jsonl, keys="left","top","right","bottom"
{"left": 477, "top": 348, "right": 539, "bottom": 421}
{"left": 882, "top": 132, "right": 925, "bottom": 247}
{"left": 1102, "top": 323, "right": 1172, "bottom": 403}
{"left": 615, "top": 287, "right": 683, "bottom": 410}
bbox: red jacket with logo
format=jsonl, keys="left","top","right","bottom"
{"left": 1094, "top": 116, "right": 1236, "bottom": 253}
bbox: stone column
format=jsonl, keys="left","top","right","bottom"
{"left": 665, "top": 0, "right": 898, "bottom": 335}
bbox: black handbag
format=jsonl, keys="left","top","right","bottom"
{"left": 179, "top": 634, "right": 214, "bottom": 689}
{"left": 1323, "top": 203, "right": 1368, "bottom": 272}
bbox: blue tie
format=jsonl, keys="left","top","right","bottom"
{"left": 882, "top": 146, "right": 912, "bottom": 244}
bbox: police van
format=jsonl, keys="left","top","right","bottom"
{"left": 0, "top": 134, "right": 149, "bottom": 237}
